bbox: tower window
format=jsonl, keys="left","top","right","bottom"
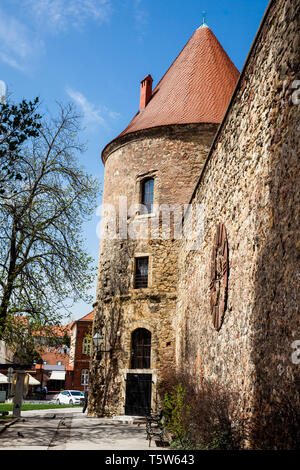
{"left": 134, "top": 257, "right": 149, "bottom": 289}
{"left": 141, "top": 178, "right": 154, "bottom": 214}
{"left": 131, "top": 328, "right": 151, "bottom": 369}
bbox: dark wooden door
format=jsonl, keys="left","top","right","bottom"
{"left": 131, "top": 328, "right": 151, "bottom": 369}
{"left": 125, "top": 373, "right": 152, "bottom": 416}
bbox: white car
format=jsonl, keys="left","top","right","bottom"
{"left": 56, "top": 390, "right": 84, "bottom": 405}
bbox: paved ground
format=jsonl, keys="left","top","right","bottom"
{"left": 0, "top": 409, "right": 166, "bottom": 450}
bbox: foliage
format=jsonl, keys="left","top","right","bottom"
{"left": 159, "top": 369, "right": 300, "bottom": 450}
{"left": 0, "top": 98, "right": 41, "bottom": 194}
{"left": 4, "top": 317, "right": 71, "bottom": 363}
{"left": 0, "top": 404, "right": 81, "bottom": 411}
{"left": 163, "top": 382, "right": 191, "bottom": 448}
{"left": 158, "top": 368, "right": 243, "bottom": 450}
{"left": 0, "top": 101, "right": 99, "bottom": 348}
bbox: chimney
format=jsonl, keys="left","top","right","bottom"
{"left": 139, "top": 74, "right": 153, "bottom": 111}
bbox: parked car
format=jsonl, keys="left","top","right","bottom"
{"left": 56, "top": 390, "right": 84, "bottom": 405}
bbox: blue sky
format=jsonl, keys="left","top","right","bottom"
{"left": 0, "top": 0, "right": 269, "bottom": 321}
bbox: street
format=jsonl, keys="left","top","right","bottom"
{"left": 0, "top": 408, "right": 165, "bottom": 450}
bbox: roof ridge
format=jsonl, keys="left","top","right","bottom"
{"left": 76, "top": 310, "right": 94, "bottom": 322}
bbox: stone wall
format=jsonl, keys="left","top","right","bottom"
{"left": 176, "top": 0, "right": 300, "bottom": 440}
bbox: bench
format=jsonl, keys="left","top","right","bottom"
{"left": 145, "top": 410, "right": 167, "bottom": 447}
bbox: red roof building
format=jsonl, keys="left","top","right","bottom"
{"left": 1, "top": 312, "right": 94, "bottom": 399}
{"left": 65, "top": 311, "right": 94, "bottom": 392}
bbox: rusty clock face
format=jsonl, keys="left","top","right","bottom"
{"left": 209, "top": 223, "right": 229, "bottom": 331}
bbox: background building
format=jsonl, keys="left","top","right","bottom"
{"left": 0, "top": 312, "right": 94, "bottom": 398}
{"left": 66, "top": 311, "right": 94, "bottom": 392}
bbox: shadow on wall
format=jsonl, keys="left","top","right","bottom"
{"left": 250, "top": 0, "right": 300, "bottom": 449}
{"left": 89, "top": 240, "right": 134, "bottom": 416}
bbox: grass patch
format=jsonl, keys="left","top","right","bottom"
{"left": 0, "top": 404, "right": 81, "bottom": 412}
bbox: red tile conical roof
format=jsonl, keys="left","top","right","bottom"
{"left": 119, "top": 25, "right": 239, "bottom": 138}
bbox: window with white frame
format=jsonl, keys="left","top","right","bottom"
{"left": 81, "top": 369, "right": 89, "bottom": 386}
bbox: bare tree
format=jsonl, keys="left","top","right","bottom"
{"left": 0, "top": 103, "right": 98, "bottom": 343}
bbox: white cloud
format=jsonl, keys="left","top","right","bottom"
{"left": 66, "top": 87, "right": 120, "bottom": 128}
{"left": 133, "top": 0, "right": 148, "bottom": 41}
{"left": 66, "top": 88, "right": 105, "bottom": 125}
{"left": 0, "top": 0, "right": 112, "bottom": 71}
{"left": 0, "top": 7, "right": 44, "bottom": 71}
{"left": 24, "top": 0, "right": 113, "bottom": 32}
{"left": 107, "top": 110, "right": 121, "bottom": 120}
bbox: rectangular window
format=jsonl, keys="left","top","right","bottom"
{"left": 141, "top": 178, "right": 154, "bottom": 214}
{"left": 81, "top": 369, "right": 89, "bottom": 386}
{"left": 82, "top": 336, "right": 91, "bottom": 356}
{"left": 134, "top": 257, "right": 149, "bottom": 289}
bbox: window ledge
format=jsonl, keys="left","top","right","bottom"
{"left": 135, "top": 213, "right": 157, "bottom": 219}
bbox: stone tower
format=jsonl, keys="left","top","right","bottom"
{"left": 89, "top": 23, "right": 239, "bottom": 417}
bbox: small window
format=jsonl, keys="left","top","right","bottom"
{"left": 131, "top": 328, "right": 151, "bottom": 369}
{"left": 57, "top": 361, "right": 62, "bottom": 366}
{"left": 141, "top": 178, "right": 154, "bottom": 214}
{"left": 82, "top": 336, "right": 91, "bottom": 356}
{"left": 81, "top": 369, "right": 89, "bottom": 386}
{"left": 134, "top": 257, "right": 149, "bottom": 289}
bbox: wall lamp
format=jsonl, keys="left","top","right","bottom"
{"left": 92, "top": 333, "right": 113, "bottom": 360}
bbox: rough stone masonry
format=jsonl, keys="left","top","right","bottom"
{"left": 176, "top": 0, "right": 300, "bottom": 438}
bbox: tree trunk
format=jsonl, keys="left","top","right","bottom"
{"left": 0, "top": 217, "right": 17, "bottom": 338}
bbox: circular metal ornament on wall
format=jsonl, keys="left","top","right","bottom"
{"left": 209, "top": 223, "right": 229, "bottom": 331}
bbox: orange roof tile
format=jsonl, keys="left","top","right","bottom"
{"left": 77, "top": 311, "right": 94, "bottom": 322}
{"left": 117, "top": 25, "right": 239, "bottom": 140}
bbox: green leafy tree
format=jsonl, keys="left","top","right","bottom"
{"left": 7, "top": 319, "right": 71, "bottom": 364}
{"left": 0, "top": 102, "right": 99, "bottom": 347}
